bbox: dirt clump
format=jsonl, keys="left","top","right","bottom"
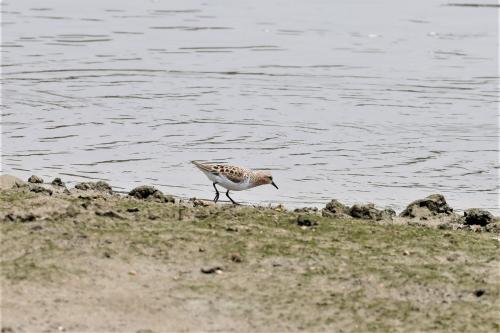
{"left": 322, "top": 199, "right": 351, "bottom": 218}
{"left": 296, "top": 215, "right": 318, "bottom": 227}
{"left": 27, "top": 175, "right": 44, "bottom": 184}
{"left": 294, "top": 207, "right": 319, "bottom": 214}
{"left": 51, "top": 177, "right": 65, "bottom": 187}
{"left": 349, "top": 203, "right": 386, "bottom": 220}
{"left": 75, "top": 181, "right": 113, "bottom": 194}
{"left": 29, "top": 184, "right": 53, "bottom": 196}
{"left": 463, "top": 208, "right": 494, "bottom": 226}
{"left": 399, "top": 194, "right": 453, "bottom": 219}
{"left": 129, "top": 185, "right": 174, "bottom": 203}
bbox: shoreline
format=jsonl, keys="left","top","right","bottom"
{"left": 1, "top": 174, "right": 498, "bottom": 233}
{"left": 3, "top": 170, "right": 498, "bottom": 215}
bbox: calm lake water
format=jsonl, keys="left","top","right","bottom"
{"left": 1, "top": 0, "right": 498, "bottom": 213}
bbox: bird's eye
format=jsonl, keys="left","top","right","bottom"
{"left": 269, "top": 176, "right": 273, "bottom": 180}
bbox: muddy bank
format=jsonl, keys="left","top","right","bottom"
{"left": 1, "top": 174, "right": 498, "bottom": 233}
{"left": 1, "top": 174, "right": 499, "bottom": 332}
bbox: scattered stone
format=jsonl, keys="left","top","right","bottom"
{"left": 474, "top": 289, "right": 485, "bottom": 297}
{"left": 20, "top": 213, "right": 36, "bottom": 222}
{"left": 349, "top": 203, "right": 383, "bottom": 220}
{"left": 322, "top": 199, "right": 350, "bottom": 218}
{"left": 225, "top": 226, "right": 239, "bottom": 232}
{"left": 463, "top": 209, "right": 494, "bottom": 226}
{"left": 201, "top": 266, "right": 223, "bottom": 274}
{"left": 485, "top": 222, "right": 500, "bottom": 233}
{"left": 129, "top": 185, "right": 173, "bottom": 203}
{"left": 2, "top": 327, "right": 14, "bottom": 333}
{"left": 198, "top": 247, "right": 206, "bottom": 252}
{"left": 51, "top": 177, "right": 65, "bottom": 187}
{"left": 296, "top": 215, "right": 318, "bottom": 227}
{"left": 31, "top": 225, "right": 43, "bottom": 231}
{"left": 128, "top": 270, "right": 137, "bottom": 276}
{"left": 381, "top": 208, "right": 396, "bottom": 219}
{"left": 95, "top": 210, "right": 125, "bottom": 219}
{"left": 80, "top": 200, "right": 91, "bottom": 209}
{"left": 190, "top": 198, "right": 212, "bottom": 207}
{"left": 399, "top": 194, "right": 453, "bottom": 219}
{"left": 75, "top": 181, "right": 113, "bottom": 194}
{"left": 4, "top": 212, "right": 36, "bottom": 223}
{"left": 127, "top": 207, "right": 140, "bottom": 213}
{"left": 230, "top": 253, "right": 243, "bottom": 263}
{"left": 29, "top": 184, "right": 53, "bottom": 196}
{"left": 28, "top": 175, "right": 44, "bottom": 183}
{"left": 294, "top": 207, "right": 319, "bottom": 214}
{"left": 0, "top": 175, "right": 27, "bottom": 190}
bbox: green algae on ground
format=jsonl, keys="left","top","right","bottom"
{"left": 0, "top": 188, "right": 499, "bottom": 332}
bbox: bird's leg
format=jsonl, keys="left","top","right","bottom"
{"left": 226, "top": 190, "right": 240, "bottom": 205}
{"left": 213, "top": 183, "right": 220, "bottom": 203}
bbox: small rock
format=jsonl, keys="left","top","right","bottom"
{"left": 400, "top": 194, "right": 453, "bottom": 219}
{"left": 28, "top": 175, "right": 44, "bottom": 183}
{"left": 230, "top": 253, "right": 243, "bottom": 263}
{"left": 51, "top": 177, "right": 65, "bottom": 187}
{"left": 225, "top": 226, "right": 239, "bottom": 232}
{"left": 349, "top": 203, "right": 383, "bottom": 220}
{"left": 1, "top": 327, "right": 14, "bottom": 333}
{"left": 381, "top": 208, "right": 396, "bottom": 219}
{"left": 322, "top": 199, "right": 350, "bottom": 218}
{"left": 191, "top": 198, "right": 212, "bottom": 207}
{"left": 463, "top": 209, "right": 494, "bottom": 226}
{"left": 473, "top": 289, "right": 485, "bottom": 297}
{"left": 75, "top": 181, "right": 113, "bottom": 194}
{"left": 31, "top": 225, "right": 43, "bottom": 231}
{"left": 198, "top": 247, "right": 206, "bottom": 252}
{"left": 296, "top": 215, "right": 318, "bottom": 227}
{"left": 129, "top": 185, "right": 173, "bottom": 203}
{"left": 6, "top": 212, "right": 37, "bottom": 223}
{"left": 127, "top": 207, "right": 140, "bottom": 213}
{"left": 95, "top": 210, "right": 125, "bottom": 219}
{"left": 294, "top": 207, "right": 319, "bottom": 214}
{"left": 29, "top": 184, "right": 53, "bottom": 196}
{"left": 128, "top": 270, "right": 137, "bottom": 276}
{"left": 201, "top": 266, "right": 223, "bottom": 274}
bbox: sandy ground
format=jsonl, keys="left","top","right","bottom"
{"left": 0, "top": 180, "right": 499, "bottom": 332}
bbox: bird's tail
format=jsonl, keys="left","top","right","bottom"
{"left": 191, "top": 160, "right": 212, "bottom": 172}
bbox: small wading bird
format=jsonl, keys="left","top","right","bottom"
{"left": 192, "top": 161, "right": 278, "bottom": 205}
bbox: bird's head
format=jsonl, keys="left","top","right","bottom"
{"left": 254, "top": 171, "right": 278, "bottom": 189}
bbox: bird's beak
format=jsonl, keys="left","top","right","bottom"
{"left": 271, "top": 181, "right": 278, "bottom": 189}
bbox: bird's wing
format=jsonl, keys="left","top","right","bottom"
{"left": 218, "top": 165, "right": 247, "bottom": 183}
{"left": 192, "top": 161, "right": 248, "bottom": 183}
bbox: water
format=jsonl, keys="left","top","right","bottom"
{"left": 1, "top": 0, "right": 498, "bottom": 213}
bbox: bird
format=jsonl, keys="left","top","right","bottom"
{"left": 192, "top": 161, "right": 278, "bottom": 205}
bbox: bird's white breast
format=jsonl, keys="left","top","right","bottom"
{"left": 201, "top": 170, "right": 252, "bottom": 191}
